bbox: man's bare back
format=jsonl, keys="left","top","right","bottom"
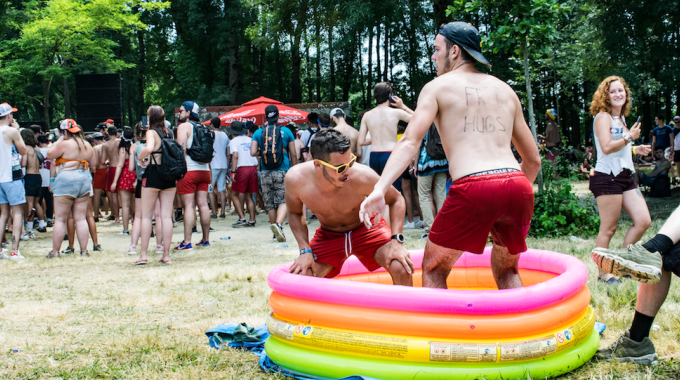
{"left": 102, "top": 137, "right": 120, "bottom": 169}
{"left": 359, "top": 104, "right": 411, "bottom": 152}
{"left": 333, "top": 124, "right": 361, "bottom": 161}
{"left": 93, "top": 145, "right": 107, "bottom": 170}
{"left": 25, "top": 147, "right": 39, "bottom": 174}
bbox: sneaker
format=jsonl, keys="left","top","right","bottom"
{"left": 592, "top": 242, "right": 663, "bottom": 284}
{"left": 191, "top": 226, "right": 198, "bottom": 234}
{"left": 119, "top": 230, "right": 130, "bottom": 235}
{"left": 245, "top": 222, "right": 256, "bottom": 228}
{"left": 63, "top": 234, "right": 68, "bottom": 241}
{"left": 415, "top": 220, "right": 424, "bottom": 229}
{"left": 20, "top": 233, "right": 30, "bottom": 241}
{"left": 421, "top": 232, "right": 429, "bottom": 239}
{"left": 597, "top": 276, "right": 622, "bottom": 285}
{"left": 28, "top": 230, "right": 37, "bottom": 239}
{"left": 93, "top": 244, "right": 102, "bottom": 252}
{"left": 0, "top": 250, "right": 9, "bottom": 259}
{"left": 403, "top": 221, "right": 416, "bottom": 229}
{"left": 156, "top": 245, "right": 164, "bottom": 254}
{"left": 62, "top": 247, "right": 75, "bottom": 255}
{"left": 172, "top": 221, "right": 178, "bottom": 228}
{"left": 271, "top": 223, "right": 286, "bottom": 242}
{"left": 211, "top": 214, "right": 217, "bottom": 219}
{"left": 174, "top": 241, "right": 193, "bottom": 251}
{"left": 209, "top": 227, "right": 216, "bottom": 232}
{"left": 595, "top": 330, "right": 658, "bottom": 365}
{"left": 219, "top": 214, "right": 226, "bottom": 218}
{"left": 36, "top": 227, "right": 47, "bottom": 233}
{"left": 197, "top": 240, "right": 210, "bottom": 247}
{"left": 2, "top": 242, "right": 9, "bottom": 247}
{"left": 232, "top": 219, "right": 247, "bottom": 228}
{"left": 10, "top": 251, "right": 24, "bottom": 260}
{"left": 46, "top": 220, "right": 53, "bottom": 227}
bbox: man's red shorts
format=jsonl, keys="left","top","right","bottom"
{"left": 177, "top": 170, "right": 211, "bottom": 195}
{"left": 93, "top": 168, "right": 107, "bottom": 190}
{"left": 429, "top": 171, "right": 534, "bottom": 255}
{"left": 232, "top": 166, "right": 258, "bottom": 194}
{"left": 105, "top": 167, "right": 118, "bottom": 193}
{"left": 310, "top": 216, "right": 391, "bottom": 278}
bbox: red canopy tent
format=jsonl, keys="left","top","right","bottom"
{"left": 203, "top": 96, "right": 309, "bottom": 127}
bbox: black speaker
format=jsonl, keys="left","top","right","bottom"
{"left": 75, "top": 74, "right": 122, "bottom": 132}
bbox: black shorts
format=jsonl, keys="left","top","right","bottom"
{"left": 39, "top": 187, "right": 50, "bottom": 203}
{"left": 24, "top": 174, "right": 42, "bottom": 197}
{"left": 589, "top": 169, "right": 638, "bottom": 198}
{"left": 673, "top": 151, "right": 680, "bottom": 163}
{"left": 142, "top": 165, "right": 176, "bottom": 191}
{"left": 135, "top": 179, "right": 142, "bottom": 199}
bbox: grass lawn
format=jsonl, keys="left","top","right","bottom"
{"left": 2, "top": 181, "right": 680, "bottom": 379}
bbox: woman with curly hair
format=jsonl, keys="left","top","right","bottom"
{"left": 588, "top": 76, "right": 652, "bottom": 283}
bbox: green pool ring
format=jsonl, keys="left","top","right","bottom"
{"left": 265, "top": 329, "right": 599, "bottom": 380}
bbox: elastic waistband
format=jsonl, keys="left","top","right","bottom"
{"left": 454, "top": 170, "right": 525, "bottom": 185}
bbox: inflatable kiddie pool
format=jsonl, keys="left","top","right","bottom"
{"left": 265, "top": 248, "right": 598, "bottom": 380}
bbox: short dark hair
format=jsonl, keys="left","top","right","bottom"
{"left": 310, "top": 129, "right": 351, "bottom": 162}
{"left": 374, "top": 82, "right": 393, "bottom": 104}
{"left": 307, "top": 112, "right": 319, "bottom": 126}
{"left": 210, "top": 116, "right": 221, "bottom": 129}
{"left": 247, "top": 123, "right": 259, "bottom": 134}
{"left": 345, "top": 115, "right": 354, "bottom": 127}
{"left": 20, "top": 128, "right": 38, "bottom": 147}
{"left": 318, "top": 113, "right": 331, "bottom": 127}
{"left": 30, "top": 125, "right": 42, "bottom": 135}
{"left": 108, "top": 126, "right": 117, "bottom": 136}
{"left": 656, "top": 114, "right": 665, "bottom": 122}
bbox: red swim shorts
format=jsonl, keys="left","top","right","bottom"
{"left": 429, "top": 171, "right": 534, "bottom": 255}
{"left": 177, "top": 170, "right": 211, "bottom": 195}
{"left": 93, "top": 168, "right": 107, "bottom": 190}
{"left": 105, "top": 167, "right": 118, "bottom": 193}
{"left": 232, "top": 166, "right": 258, "bottom": 194}
{"left": 310, "top": 216, "right": 392, "bottom": 278}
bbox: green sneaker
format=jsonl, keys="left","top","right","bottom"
{"left": 595, "top": 330, "right": 658, "bottom": 365}
{"left": 592, "top": 243, "right": 662, "bottom": 284}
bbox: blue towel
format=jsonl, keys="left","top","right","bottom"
{"left": 205, "top": 323, "right": 269, "bottom": 353}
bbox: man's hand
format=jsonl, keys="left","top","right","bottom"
{"left": 230, "top": 172, "right": 236, "bottom": 184}
{"left": 636, "top": 145, "right": 652, "bottom": 156}
{"left": 387, "top": 241, "right": 414, "bottom": 275}
{"left": 359, "top": 190, "right": 386, "bottom": 229}
{"left": 391, "top": 95, "right": 405, "bottom": 109}
{"left": 289, "top": 252, "right": 315, "bottom": 276}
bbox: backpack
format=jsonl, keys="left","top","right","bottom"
{"left": 261, "top": 123, "right": 285, "bottom": 170}
{"left": 186, "top": 121, "right": 215, "bottom": 164}
{"left": 305, "top": 128, "right": 319, "bottom": 148}
{"left": 425, "top": 123, "right": 446, "bottom": 160}
{"left": 152, "top": 129, "right": 187, "bottom": 181}
{"left": 34, "top": 148, "right": 45, "bottom": 165}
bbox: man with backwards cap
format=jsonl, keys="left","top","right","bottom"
{"left": 360, "top": 22, "right": 541, "bottom": 291}
{"left": 330, "top": 108, "right": 362, "bottom": 163}
{"left": 0, "top": 103, "right": 27, "bottom": 260}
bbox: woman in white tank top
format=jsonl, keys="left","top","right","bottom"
{"left": 588, "top": 76, "right": 652, "bottom": 283}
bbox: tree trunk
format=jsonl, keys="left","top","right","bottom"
{"left": 367, "top": 27, "right": 373, "bottom": 106}
{"left": 137, "top": 26, "right": 145, "bottom": 116}
{"left": 43, "top": 79, "right": 52, "bottom": 126}
{"left": 305, "top": 29, "right": 312, "bottom": 102}
{"left": 383, "top": 20, "right": 389, "bottom": 82}
{"left": 259, "top": 48, "right": 265, "bottom": 93}
{"left": 522, "top": 38, "right": 542, "bottom": 192}
{"left": 358, "top": 32, "right": 366, "bottom": 108}
{"left": 432, "top": 0, "right": 451, "bottom": 30}
{"left": 315, "top": 20, "right": 321, "bottom": 102}
{"left": 329, "top": 24, "right": 335, "bottom": 102}
{"left": 375, "top": 22, "right": 381, "bottom": 81}
{"left": 63, "top": 76, "right": 71, "bottom": 119}
{"left": 342, "top": 30, "right": 356, "bottom": 102}
{"left": 229, "top": 34, "right": 241, "bottom": 104}
{"left": 571, "top": 86, "right": 580, "bottom": 147}
{"left": 274, "top": 39, "right": 284, "bottom": 100}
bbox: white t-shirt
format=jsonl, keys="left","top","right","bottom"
{"left": 39, "top": 147, "right": 51, "bottom": 187}
{"left": 229, "top": 135, "right": 258, "bottom": 168}
{"left": 211, "top": 131, "right": 230, "bottom": 169}
{"left": 300, "top": 128, "right": 319, "bottom": 147}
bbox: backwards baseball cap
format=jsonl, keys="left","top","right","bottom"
{"left": 182, "top": 101, "right": 200, "bottom": 120}
{"left": 438, "top": 22, "right": 490, "bottom": 67}
{"left": 265, "top": 105, "right": 279, "bottom": 122}
{"left": 546, "top": 108, "right": 557, "bottom": 121}
{"left": 92, "top": 132, "right": 104, "bottom": 139}
{"left": 227, "top": 120, "right": 247, "bottom": 135}
{"left": 674, "top": 116, "right": 680, "bottom": 122}
{"left": 0, "top": 103, "right": 17, "bottom": 117}
{"left": 330, "top": 108, "right": 344, "bottom": 118}
{"left": 104, "top": 119, "right": 114, "bottom": 124}
{"left": 60, "top": 119, "right": 81, "bottom": 133}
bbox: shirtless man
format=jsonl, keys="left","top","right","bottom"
{"left": 102, "top": 126, "right": 120, "bottom": 222}
{"left": 360, "top": 22, "right": 541, "bottom": 290}
{"left": 331, "top": 108, "right": 362, "bottom": 163}
{"left": 91, "top": 132, "right": 108, "bottom": 221}
{"left": 358, "top": 82, "right": 413, "bottom": 191}
{"left": 287, "top": 129, "right": 412, "bottom": 284}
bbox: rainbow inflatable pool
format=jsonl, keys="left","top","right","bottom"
{"left": 265, "top": 248, "right": 598, "bottom": 379}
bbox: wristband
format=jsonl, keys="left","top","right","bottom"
{"left": 300, "top": 248, "right": 316, "bottom": 260}
{"left": 633, "top": 146, "right": 637, "bottom": 155}
{"left": 50, "top": 178, "right": 55, "bottom": 182}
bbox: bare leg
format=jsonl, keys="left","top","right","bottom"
{"left": 195, "top": 190, "right": 211, "bottom": 242}
{"left": 402, "top": 178, "right": 414, "bottom": 223}
{"left": 422, "top": 240, "right": 464, "bottom": 289}
{"left": 67, "top": 216, "right": 75, "bottom": 249}
{"left": 52, "top": 196, "right": 74, "bottom": 253}
{"left": 154, "top": 200, "right": 163, "bottom": 248}
{"left": 490, "top": 244, "right": 523, "bottom": 289}
{"left": 373, "top": 242, "right": 413, "bottom": 286}
{"left": 107, "top": 191, "right": 119, "bottom": 222}
{"left": 10, "top": 204, "right": 23, "bottom": 252}
{"left": 636, "top": 270, "right": 672, "bottom": 317}
{"left": 120, "top": 190, "right": 132, "bottom": 232}
{"left": 180, "top": 193, "right": 196, "bottom": 244}
{"left": 131, "top": 196, "right": 143, "bottom": 248}
{"left": 621, "top": 189, "right": 652, "bottom": 246}
{"left": 219, "top": 190, "right": 228, "bottom": 216}
{"left": 24, "top": 196, "right": 35, "bottom": 230}
{"left": 276, "top": 203, "right": 288, "bottom": 226}
{"left": 72, "top": 196, "right": 90, "bottom": 252}
{"left": 233, "top": 192, "right": 245, "bottom": 220}
{"left": 594, "top": 194, "right": 623, "bottom": 278}
{"left": 208, "top": 190, "right": 218, "bottom": 217}
{"left": 139, "top": 187, "right": 160, "bottom": 262}
{"left": 159, "top": 189, "right": 176, "bottom": 262}
{"left": 245, "top": 193, "right": 256, "bottom": 223}
{"left": 0, "top": 204, "right": 9, "bottom": 246}
{"left": 93, "top": 189, "right": 103, "bottom": 217}
{"left": 86, "top": 197, "right": 98, "bottom": 246}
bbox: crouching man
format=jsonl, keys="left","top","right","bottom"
{"left": 285, "top": 129, "right": 413, "bottom": 285}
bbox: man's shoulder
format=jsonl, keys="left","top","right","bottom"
{"left": 284, "top": 162, "right": 311, "bottom": 184}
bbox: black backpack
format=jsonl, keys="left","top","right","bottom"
{"left": 650, "top": 175, "right": 671, "bottom": 198}
{"left": 186, "top": 121, "right": 215, "bottom": 164}
{"left": 261, "top": 123, "right": 285, "bottom": 170}
{"left": 425, "top": 123, "right": 446, "bottom": 160}
{"left": 152, "top": 129, "right": 187, "bottom": 181}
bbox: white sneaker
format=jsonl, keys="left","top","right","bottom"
{"left": 156, "top": 245, "right": 164, "bottom": 254}
{"left": 20, "top": 233, "right": 30, "bottom": 241}
{"left": 403, "top": 221, "right": 416, "bottom": 229}
{"left": 415, "top": 220, "right": 424, "bottom": 229}
{"left": 0, "top": 250, "right": 9, "bottom": 259}
{"left": 10, "top": 251, "right": 24, "bottom": 260}
{"left": 172, "top": 221, "right": 178, "bottom": 228}
{"left": 29, "top": 230, "right": 37, "bottom": 238}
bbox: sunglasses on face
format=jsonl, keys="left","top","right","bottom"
{"left": 315, "top": 154, "right": 357, "bottom": 174}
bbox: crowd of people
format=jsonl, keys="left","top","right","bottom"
{"left": 1, "top": 21, "right": 679, "bottom": 367}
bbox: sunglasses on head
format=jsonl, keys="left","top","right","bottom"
{"left": 315, "top": 154, "right": 357, "bottom": 174}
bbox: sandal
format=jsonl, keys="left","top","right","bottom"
{"left": 133, "top": 259, "right": 147, "bottom": 265}
{"left": 46, "top": 250, "right": 60, "bottom": 259}
{"left": 158, "top": 259, "right": 171, "bottom": 265}
{"left": 127, "top": 245, "right": 137, "bottom": 255}
{"left": 80, "top": 250, "right": 89, "bottom": 257}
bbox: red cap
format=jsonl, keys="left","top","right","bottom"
{"left": 104, "top": 119, "right": 114, "bottom": 124}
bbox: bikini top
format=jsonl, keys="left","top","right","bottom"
{"left": 55, "top": 157, "right": 89, "bottom": 170}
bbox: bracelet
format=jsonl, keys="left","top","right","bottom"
{"left": 633, "top": 146, "right": 637, "bottom": 155}
{"left": 300, "top": 248, "right": 316, "bottom": 260}
{"left": 50, "top": 178, "right": 55, "bottom": 182}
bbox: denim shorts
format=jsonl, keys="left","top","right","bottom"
{"left": 0, "top": 179, "right": 26, "bottom": 205}
{"left": 211, "top": 168, "right": 228, "bottom": 193}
